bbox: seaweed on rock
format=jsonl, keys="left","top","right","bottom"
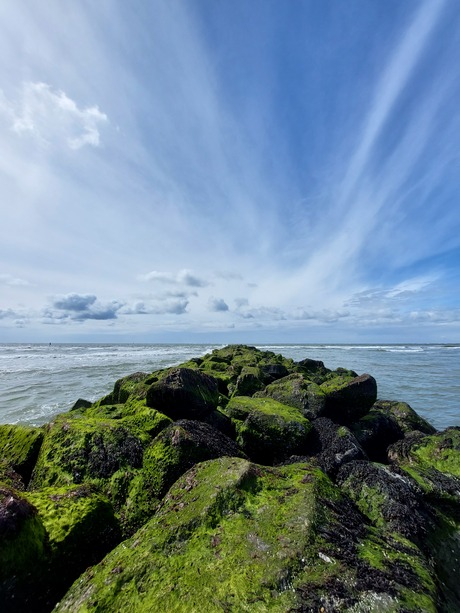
{"left": 0, "top": 345, "right": 458, "bottom": 612}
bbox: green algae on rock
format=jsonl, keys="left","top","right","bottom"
{"left": 1, "top": 344, "right": 459, "bottom": 612}
{"left": 0, "top": 424, "right": 44, "bottom": 486}
{"left": 54, "top": 457, "right": 439, "bottom": 613}
{"left": 222, "top": 395, "right": 312, "bottom": 464}
{"left": 0, "top": 483, "right": 119, "bottom": 613}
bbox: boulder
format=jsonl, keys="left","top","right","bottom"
{"left": 28, "top": 408, "right": 173, "bottom": 537}
{"left": 146, "top": 367, "right": 220, "bottom": 420}
{"left": 309, "top": 417, "right": 367, "bottom": 477}
{"left": 222, "top": 396, "right": 312, "bottom": 464}
{"left": 0, "top": 484, "right": 119, "bottom": 613}
{"left": 55, "top": 457, "right": 439, "bottom": 613}
{"left": 351, "top": 408, "right": 404, "bottom": 463}
{"left": 337, "top": 460, "right": 430, "bottom": 542}
{"left": 319, "top": 373, "right": 378, "bottom": 424}
{"left": 372, "top": 400, "right": 436, "bottom": 435}
{"left": 390, "top": 427, "right": 460, "bottom": 514}
{"left": 254, "top": 373, "right": 326, "bottom": 420}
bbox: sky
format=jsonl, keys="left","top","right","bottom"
{"left": 1, "top": 0, "right": 460, "bottom": 344}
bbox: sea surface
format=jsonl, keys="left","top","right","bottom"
{"left": 0, "top": 343, "right": 459, "bottom": 431}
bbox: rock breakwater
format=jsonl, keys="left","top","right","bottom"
{"left": 1, "top": 345, "right": 459, "bottom": 612}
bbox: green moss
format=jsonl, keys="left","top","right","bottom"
{"left": 30, "top": 414, "right": 145, "bottom": 490}
{"left": 409, "top": 429, "right": 460, "bottom": 477}
{"left": 223, "top": 396, "right": 312, "bottom": 463}
{"left": 27, "top": 484, "right": 119, "bottom": 557}
{"left": 55, "top": 459, "right": 332, "bottom": 612}
{"left": 0, "top": 424, "right": 44, "bottom": 483}
{"left": 56, "top": 457, "right": 439, "bottom": 612}
{"left": 319, "top": 372, "right": 356, "bottom": 394}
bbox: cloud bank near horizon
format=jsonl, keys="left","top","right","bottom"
{"left": 1, "top": 0, "right": 460, "bottom": 342}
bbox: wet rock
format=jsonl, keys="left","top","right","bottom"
{"left": 337, "top": 460, "right": 431, "bottom": 542}
{"left": 309, "top": 417, "right": 367, "bottom": 477}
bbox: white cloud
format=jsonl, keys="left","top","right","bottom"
{"left": 1, "top": 82, "right": 108, "bottom": 150}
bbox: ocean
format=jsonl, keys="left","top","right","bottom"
{"left": 0, "top": 343, "right": 459, "bottom": 431}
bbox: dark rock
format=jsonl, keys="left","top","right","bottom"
{"left": 202, "top": 409, "right": 236, "bottom": 438}
{"left": 321, "top": 373, "right": 377, "bottom": 424}
{"left": 309, "top": 417, "right": 367, "bottom": 477}
{"left": 387, "top": 431, "right": 427, "bottom": 463}
{"left": 259, "top": 363, "right": 290, "bottom": 382}
{"left": 70, "top": 398, "right": 92, "bottom": 411}
{"left": 372, "top": 399, "right": 436, "bottom": 435}
{"left": 337, "top": 460, "right": 431, "bottom": 542}
{"left": 146, "top": 367, "right": 219, "bottom": 420}
{"left": 351, "top": 408, "right": 404, "bottom": 463}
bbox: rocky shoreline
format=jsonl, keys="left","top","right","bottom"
{"left": 1, "top": 345, "right": 459, "bottom": 612}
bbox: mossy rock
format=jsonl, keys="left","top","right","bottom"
{"left": 78, "top": 400, "right": 172, "bottom": 443}
{"left": 295, "top": 357, "right": 330, "bottom": 382}
{"left": 0, "top": 485, "right": 46, "bottom": 580}
{"left": 222, "top": 396, "right": 312, "bottom": 464}
{"left": 427, "top": 512, "right": 460, "bottom": 612}
{"left": 146, "top": 367, "right": 220, "bottom": 420}
{"left": 254, "top": 373, "right": 326, "bottom": 420}
{"left": 185, "top": 345, "right": 298, "bottom": 397}
{"left": 55, "top": 457, "right": 439, "bottom": 612}
{"left": 96, "top": 371, "right": 152, "bottom": 406}
{"left": 1, "top": 483, "right": 119, "bottom": 613}
{"left": 140, "top": 419, "right": 245, "bottom": 500}
{"left": 231, "top": 365, "right": 265, "bottom": 396}
{"left": 392, "top": 428, "right": 460, "bottom": 516}
{"left": 30, "top": 414, "right": 145, "bottom": 489}
{"left": 0, "top": 424, "right": 44, "bottom": 485}
{"left": 372, "top": 400, "right": 436, "bottom": 435}
{"left": 318, "top": 373, "right": 377, "bottom": 424}
{"left": 105, "top": 419, "right": 245, "bottom": 538}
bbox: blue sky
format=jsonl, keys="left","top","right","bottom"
{"left": 1, "top": 0, "right": 460, "bottom": 343}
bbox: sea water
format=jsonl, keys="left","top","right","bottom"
{"left": 0, "top": 343, "right": 458, "bottom": 430}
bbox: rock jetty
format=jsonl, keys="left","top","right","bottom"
{"left": 1, "top": 345, "right": 459, "bottom": 612}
